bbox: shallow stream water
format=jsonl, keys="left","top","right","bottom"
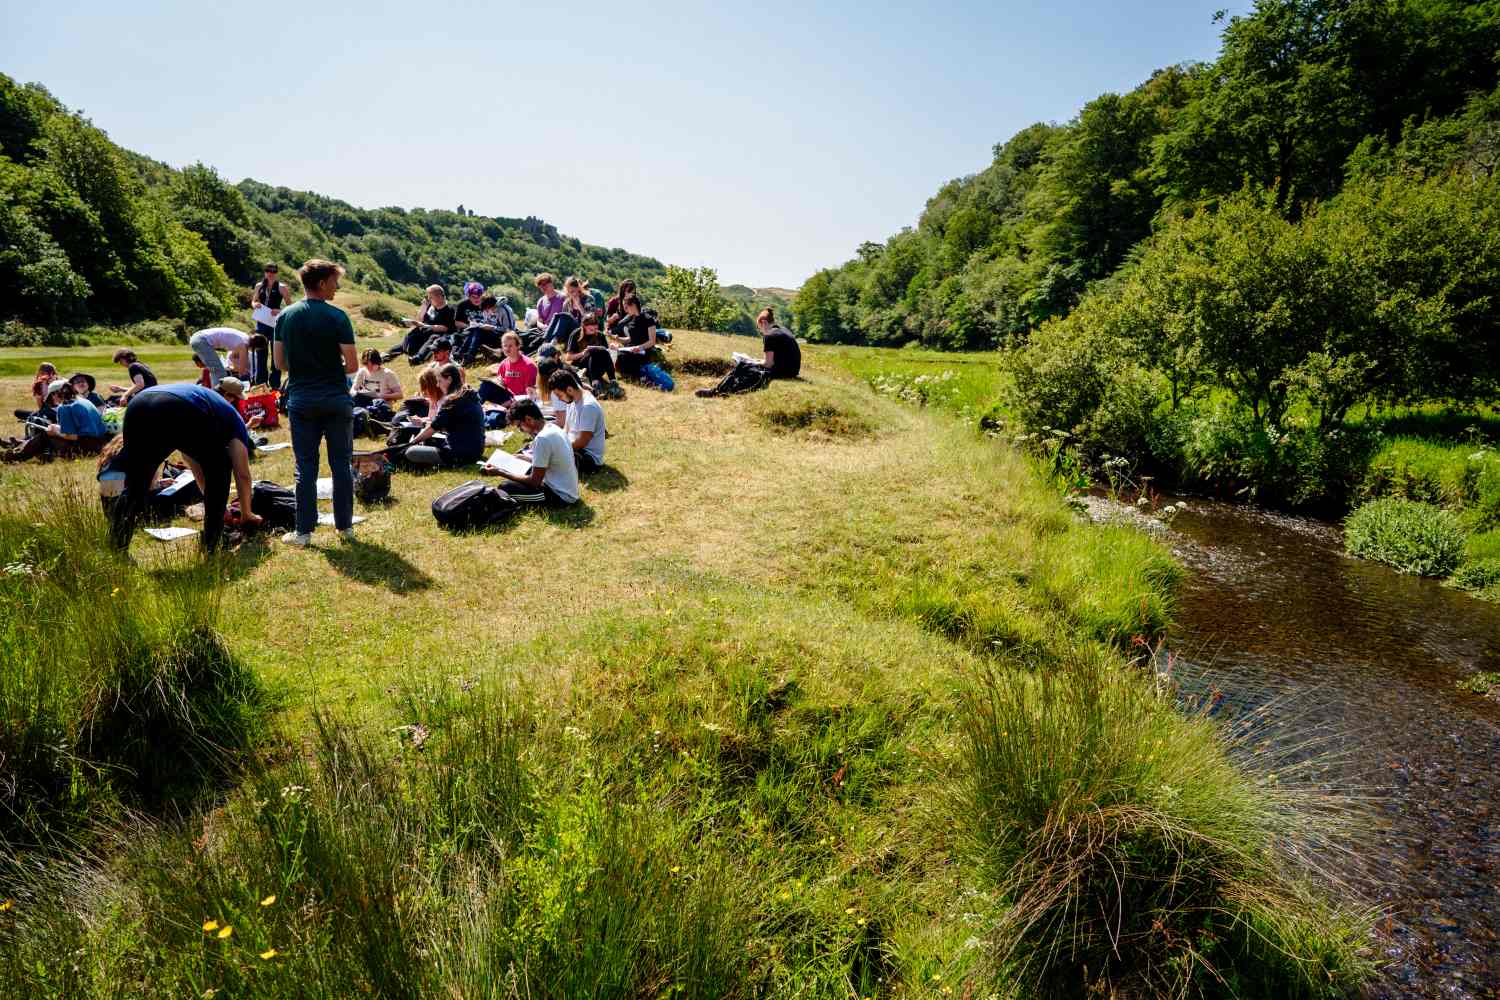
{"left": 1151, "top": 498, "right": 1500, "bottom": 999}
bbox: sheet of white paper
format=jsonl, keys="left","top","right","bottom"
{"left": 144, "top": 526, "right": 198, "bottom": 541}
{"left": 316, "top": 477, "right": 333, "bottom": 500}
{"left": 317, "top": 513, "right": 366, "bottom": 526}
{"left": 484, "top": 429, "right": 514, "bottom": 447}
{"left": 258, "top": 441, "right": 291, "bottom": 452}
{"left": 732, "top": 351, "right": 756, "bottom": 365}
{"left": 480, "top": 449, "right": 532, "bottom": 477}
{"left": 251, "top": 304, "right": 276, "bottom": 326}
{"left": 157, "top": 469, "right": 197, "bottom": 498}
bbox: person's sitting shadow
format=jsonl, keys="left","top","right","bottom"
{"left": 583, "top": 465, "right": 629, "bottom": 493}
{"left": 542, "top": 500, "right": 595, "bottom": 529}
{"left": 321, "top": 538, "right": 435, "bottom": 594}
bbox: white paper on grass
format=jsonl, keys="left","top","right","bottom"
{"left": 258, "top": 441, "right": 291, "bottom": 452}
{"left": 317, "top": 513, "right": 366, "bottom": 526}
{"left": 144, "top": 526, "right": 198, "bottom": 541}
{"left": 480, "top": 449, "right": 532, "bottom": 477}
{"left": 316, "top": 477, "right": 333, "bottom": 500}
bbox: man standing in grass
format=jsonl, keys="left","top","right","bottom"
{"left": 273, "top": 259, "right": 358, "bottom": 546}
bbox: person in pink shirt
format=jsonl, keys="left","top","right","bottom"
{"left": 478, "top": 331, "right": 538, "bottom": 413}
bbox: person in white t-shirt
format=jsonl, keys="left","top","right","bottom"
{"left": 548, "top": 369, "right": 606, "bottom": 473}
{"left": 188, "top": 327, "right": 251, "bottom": 386}
{"left": 482, "top": 398, "right": 579, "bottom": 505}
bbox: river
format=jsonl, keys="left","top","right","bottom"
{"left": 1147, "top": 497, "right": 1500, "bottom": 999}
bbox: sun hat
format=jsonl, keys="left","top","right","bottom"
{"left": 45, "top": 379, "right": 69, "bottom": 399}
{"left": 217, "top": 376, "right": 246, "bottom": 399}
{"left": 67, "top": 371, "right": 96, "bottom": 393}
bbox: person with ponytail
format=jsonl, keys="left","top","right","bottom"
{"left": 694, "top": 306, "right": 801, "bottom": 397}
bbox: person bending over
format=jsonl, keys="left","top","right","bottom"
{"left": 549, "top": 370, "right": 606, "bottom": 474}
{"left": 111, "top": 350, "right": 157, "bottom": 403}
{"left": 563, "top": 313, "right": 622, "bottom": 398}
{"left": 481, "top": 398, "right": 579, "bottom": 507}
{"left": 274, "top": 258, "right": 359, "bottom": 546}
{"left": 189, "top": 327, "right": 252, "bottom": 387}
{"left": 101, "top": 384, "right": 261, "bottom": 552}
{"left": 696, "top": 306, "right": 803, "bottom": 397}
{"left": 351, "top": 349, "right": 404, "bottom": 406}
{"left": 403, "top": 363, "right": 484, "bottom": 468}
{"left": 386, "top": 285, "right": 454, "bottom": 363}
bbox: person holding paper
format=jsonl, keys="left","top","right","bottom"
{"left": 102, "top": 384, "right": 262, "bottom": 552}
{"left": 481, "top": 398, "right": 579, "bottom": 507}
{"left": 403, "top": 363, "right": 484, "bottom": 468}
{"left": 251, "top": 263, "right": 292, "bottom": 390}
{"left": 549, "top": 370, "right": 606, "bottom": 473}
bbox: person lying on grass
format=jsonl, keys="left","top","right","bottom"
{"left": 110, "top": 350, "right": 157, "bottom": 403}
{"left": 480, "top": 398, "right": 580, "bottom": 507}
{"left": 402, "top": 363, "right": 485, "bottom": 468}
{"left": 100, "top": 383, "right": 262, "bottom": 552}
{"left": 549, "top": 369, "right": 606, "bottom": 474}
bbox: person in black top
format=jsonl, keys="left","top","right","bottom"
{"left": 386, "top": 285, "right": 455, "bottom": 364}
{"left": 402, "top": 364, "right": 485, "bottom": 467}
{"left": 609, "top": 294, "right": 657, "bottom": 379}
{"left": 110, "top": 350, "right": 158, "bottom": 403}
{"left": 251, "top": 263, "right": 292, "bottom": 390}
{"left": 562, "top": 313, "right": 622, "bottom": 397}
{"left": 695, "top": 307, "right": 803, "bottom": 397}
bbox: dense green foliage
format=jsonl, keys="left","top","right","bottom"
{"left": 1344, "top": 497, "right": 1467, "bottom": 576}
{"left": 0, "top": 73, "right": 673, "bottom": 338}
{"left": 797, "top": 0, "right": 1500, "bottom": 352}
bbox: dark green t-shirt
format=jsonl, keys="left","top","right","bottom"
{"left": 274, "top": 299, "right": 355, "bottom": 405}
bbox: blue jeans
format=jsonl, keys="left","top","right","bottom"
{"left": 288, "top": 397, "right": 354, "bottom": 534}
{"left": 544, "top": 312, "right": 578, "bottom": 345}
{"left": 190, "top": 334, "right": 227, "bottom": 386}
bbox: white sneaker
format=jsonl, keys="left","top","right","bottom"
{"left": 281, "top": 531, "right": 312, "bottom": 547}
{"left": 337, "top": 528, "right": 356, "bottom": 543}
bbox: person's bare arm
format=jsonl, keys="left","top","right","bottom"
{"left": 570, "top": 429, "right": 594, "bottom": 452}
{"left": 226, "top": 439, "right": 262, "bottom": 526}
{"left": 763, "top": 349, "right": 776, "bottom": 369}
{"left": 272, "top": 338, "right": 286, "bottom": 373}
{"left": 341, "top": 343, "right": 358, "bottom": 374}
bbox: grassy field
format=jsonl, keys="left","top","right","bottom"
{"left": 0, "top": 321, "right": 1371, "bottom": 997}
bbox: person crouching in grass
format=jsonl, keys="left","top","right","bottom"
{"left": 481, "top": 398, "right": 580, "bottom": 507}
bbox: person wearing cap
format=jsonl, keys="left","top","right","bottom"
{"left": 215, "top": 376, "right": 267, "bottom": 430}
{"left": 251, "top": 263, "right": 292, "bottom": 391}
{"left": 2, "top": 379, "right": 110, "bottom": 463}
{"left": 101, "top": 384, "right": 262, "bottom": 552}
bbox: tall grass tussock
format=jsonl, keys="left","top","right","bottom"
{"left": 1344, "top": 497, "right": 1466, "bottom": 577}
{"left": 0, "top": 329, "right": 1372, "bottom": 997}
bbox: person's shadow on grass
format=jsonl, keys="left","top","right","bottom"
{"left": 321, "top": 538, "right": 435, "bottom": 594}
{"left": 583, "top": 465, "right": 629, "bottom": 493}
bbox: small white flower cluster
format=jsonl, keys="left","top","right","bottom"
{"left": 279, "top": 784, "right": 309, "bottom": 800}
{"left": 2, "top": 562, "right": 33, "bottom": 577}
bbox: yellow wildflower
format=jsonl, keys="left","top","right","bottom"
{"left": 0, "top": 900, "right": 11, "bottom": 912}
{"left": 202, "top": 920, "right": 219, "bottom": 932}
{"left": 217, "top": 925, "right": 233, "bottom": 940}
{"left": 260, "top": 895, "right": 276, "bottom": 907}
{"left": 259, "top": 948, "right": 278, "bottom": 960}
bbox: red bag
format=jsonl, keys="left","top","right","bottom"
{"left": 244, "top": 391, "right": 280, "bottom": 429}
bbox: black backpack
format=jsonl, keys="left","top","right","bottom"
{"left": 250, "top": 480, "right": 298, "bottom": 530}
{"left": 431, "top": 480, "right": 517, "bottom": 531}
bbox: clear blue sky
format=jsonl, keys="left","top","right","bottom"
{"left": 1, "top": 0, "right": 1230, "bottom": 288}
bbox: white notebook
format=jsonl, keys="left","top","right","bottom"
{"left": 480, "top": 449, "right": 532, "bottom": 477}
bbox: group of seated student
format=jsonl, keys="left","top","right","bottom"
{"left": 384, "top": 283, "right": 516, "bottom": 368}
{"left": 2, "top": 369, "right": 112, "bottom": 463}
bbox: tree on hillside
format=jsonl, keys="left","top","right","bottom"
{"left": 655, "top": 265, "right": 733, "bottom": 331}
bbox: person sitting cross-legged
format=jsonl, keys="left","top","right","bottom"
{"left": 548, "top": 369, "right": 606, "bottom": 474}
{"left": 696, "top": 306, "right": 802, "bottom": 397}
{"left": 402, "top": 363, "right": 485, "bottom": 468}
{"left": 480, "top": 398, "right": 579, "bottom": 507}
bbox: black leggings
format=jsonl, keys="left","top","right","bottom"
{"left": 573, "top": 346, "right": 616, "bottom": 383}
{"left": 400, "top": 327, "right": 435, "bottom": 357}
{"left": 110, "top": 393, "right": 234, "bottom": 552}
